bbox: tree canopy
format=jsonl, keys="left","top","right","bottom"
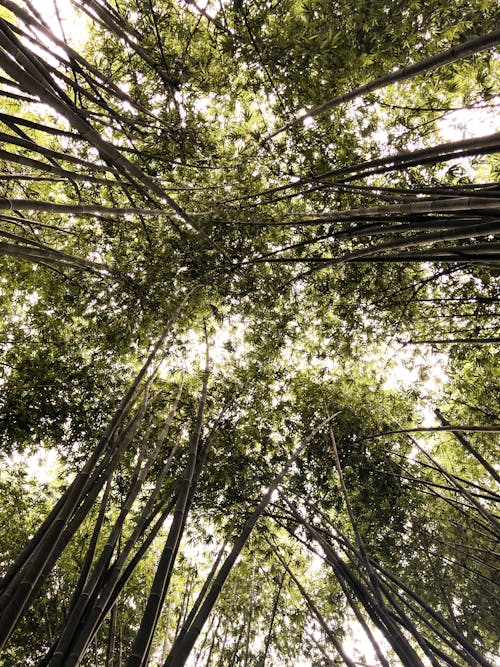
{"left": 0, "top": 0, "right": 498, "bottom": 665}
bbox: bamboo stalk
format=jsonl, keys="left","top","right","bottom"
{"left": 0, "top": 292, "right": 194, "bottom": 649}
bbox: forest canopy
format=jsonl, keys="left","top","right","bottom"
{"left": 0, "top": 0, "right": 498, "bottom": 665}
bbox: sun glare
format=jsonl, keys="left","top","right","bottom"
{"left": 438, "top": 98, "right": 500, "bottom": 142}
{"left": 30, "top": 0, "right": 89, "bottom": 48}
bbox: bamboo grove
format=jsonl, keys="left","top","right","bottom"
{"left": 0, "top": 0, "right": 498, "bottom": 665}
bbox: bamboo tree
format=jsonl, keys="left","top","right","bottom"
{"left": 0, "top": 385, "right": 152, "bottom": 651}
{"left": 48, "top": 382, "right": 185, "bottom": 666}
{"left": 171, "top": 518, "right": 237, "bottom": 653}
{"left": 0, "top": 291, "right": 195, "bottom": 650}
{"left": 0, "top": 20, "right": 227, "bottom": 259}
{"left": 260, "top": 564, "right": 287, "bottom": 667}
{"left": 0, "top": 197, "right": 189, "bottom": 218}
{"left": 271, "top": 544, "right": 356, "bottom": 667}
{"left": 127, "top": 336, "right": 211, "bottom": 667}
{"left": 294, "top": 515, "right": 428, "bottom": 666}
{"left": 1, "top": 2, "right": 498, "bottom": 664}
{"left": 284, "top": 497, "right": 493, "bottom": 666}
{"left": 163, "top": 415, "right": 335, "bottom": 667}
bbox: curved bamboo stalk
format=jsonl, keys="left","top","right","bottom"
{"left": 434, "top": 409, "right": 500, "bottom": 483}
{"left": 0, "top": 197, "right": 178, "bottom": 218}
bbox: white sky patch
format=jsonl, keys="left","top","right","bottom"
{"left": 437, "top": 100, "right": 500, "bottom": 142}
{"left": 28, "top": 0, "right": 89, "bottom": 48}
{"left": 157, "top": 316, "right": 247, "bottom": 380}
{"left": 303, "top": 115, "right": 316, "bottom": 130}
{"left": 342, "top": 625, "right": 389, "bottom": 666}
{"left": 185, "top": 0, "right": 219, "bottom": 20}
{"left": 383, "top": 343, "right": 448, "bottom": 394}
{"left": 309, "top": 550, "right": 324, "bottom": 572}
{"left": 382, "top": 346, "right": 449, "bottom": 445}
{"left": 7, "top": 447, "right": 60, "bottom": 485}
{"left": 193, "top": 94, "right": 216, "bottom": 115}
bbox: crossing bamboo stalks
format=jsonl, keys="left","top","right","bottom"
{"left": 303, "top": 519, "right": 426, "bottom": 667}
{"left": 0, "top": 22, "right": 229, "bottom": 259}
{"left": 281, "top": 496, "right": 493, "bottom": 667}
{"left": 70, "top": 0, "right": 181, "bottom": 90}
{"left": 0, "top": 1, "right": 168, "bottom": 125}
{"left": 126, "top": 340, "right": 210, "bottom": 667}
{"left": 0, "top": 388, "right": 152, "bottom": 651}
{"left": 271, "top": 543, "right": 356, "bottom": 667}
{"left": 315, "top": 133, "right": 500, "bottom": 182}
{"left": 0, "top": 149, "right": 124, "bottom": 185}
{"left": 226, "top": 134, "right": 500, "bottom": 210}
{"left": 0, "top": 130, "right": 114, "bottom": 172}
{"left": 167, "top": 517, "right": 237, "bottom": 653}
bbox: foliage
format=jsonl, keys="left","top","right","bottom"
{"left": 0, "top": 0, "right": 498, "bottom": 665}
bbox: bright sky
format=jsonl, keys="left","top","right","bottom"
{"left": 437, "top": 101, "right": 500, "bottom": 141}
{"left": 30, "top": 0, "right": 88, "bottom": 47}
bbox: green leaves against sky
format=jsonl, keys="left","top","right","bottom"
{"left": 0, "top": 1, "right": 498, "bottom": 665}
